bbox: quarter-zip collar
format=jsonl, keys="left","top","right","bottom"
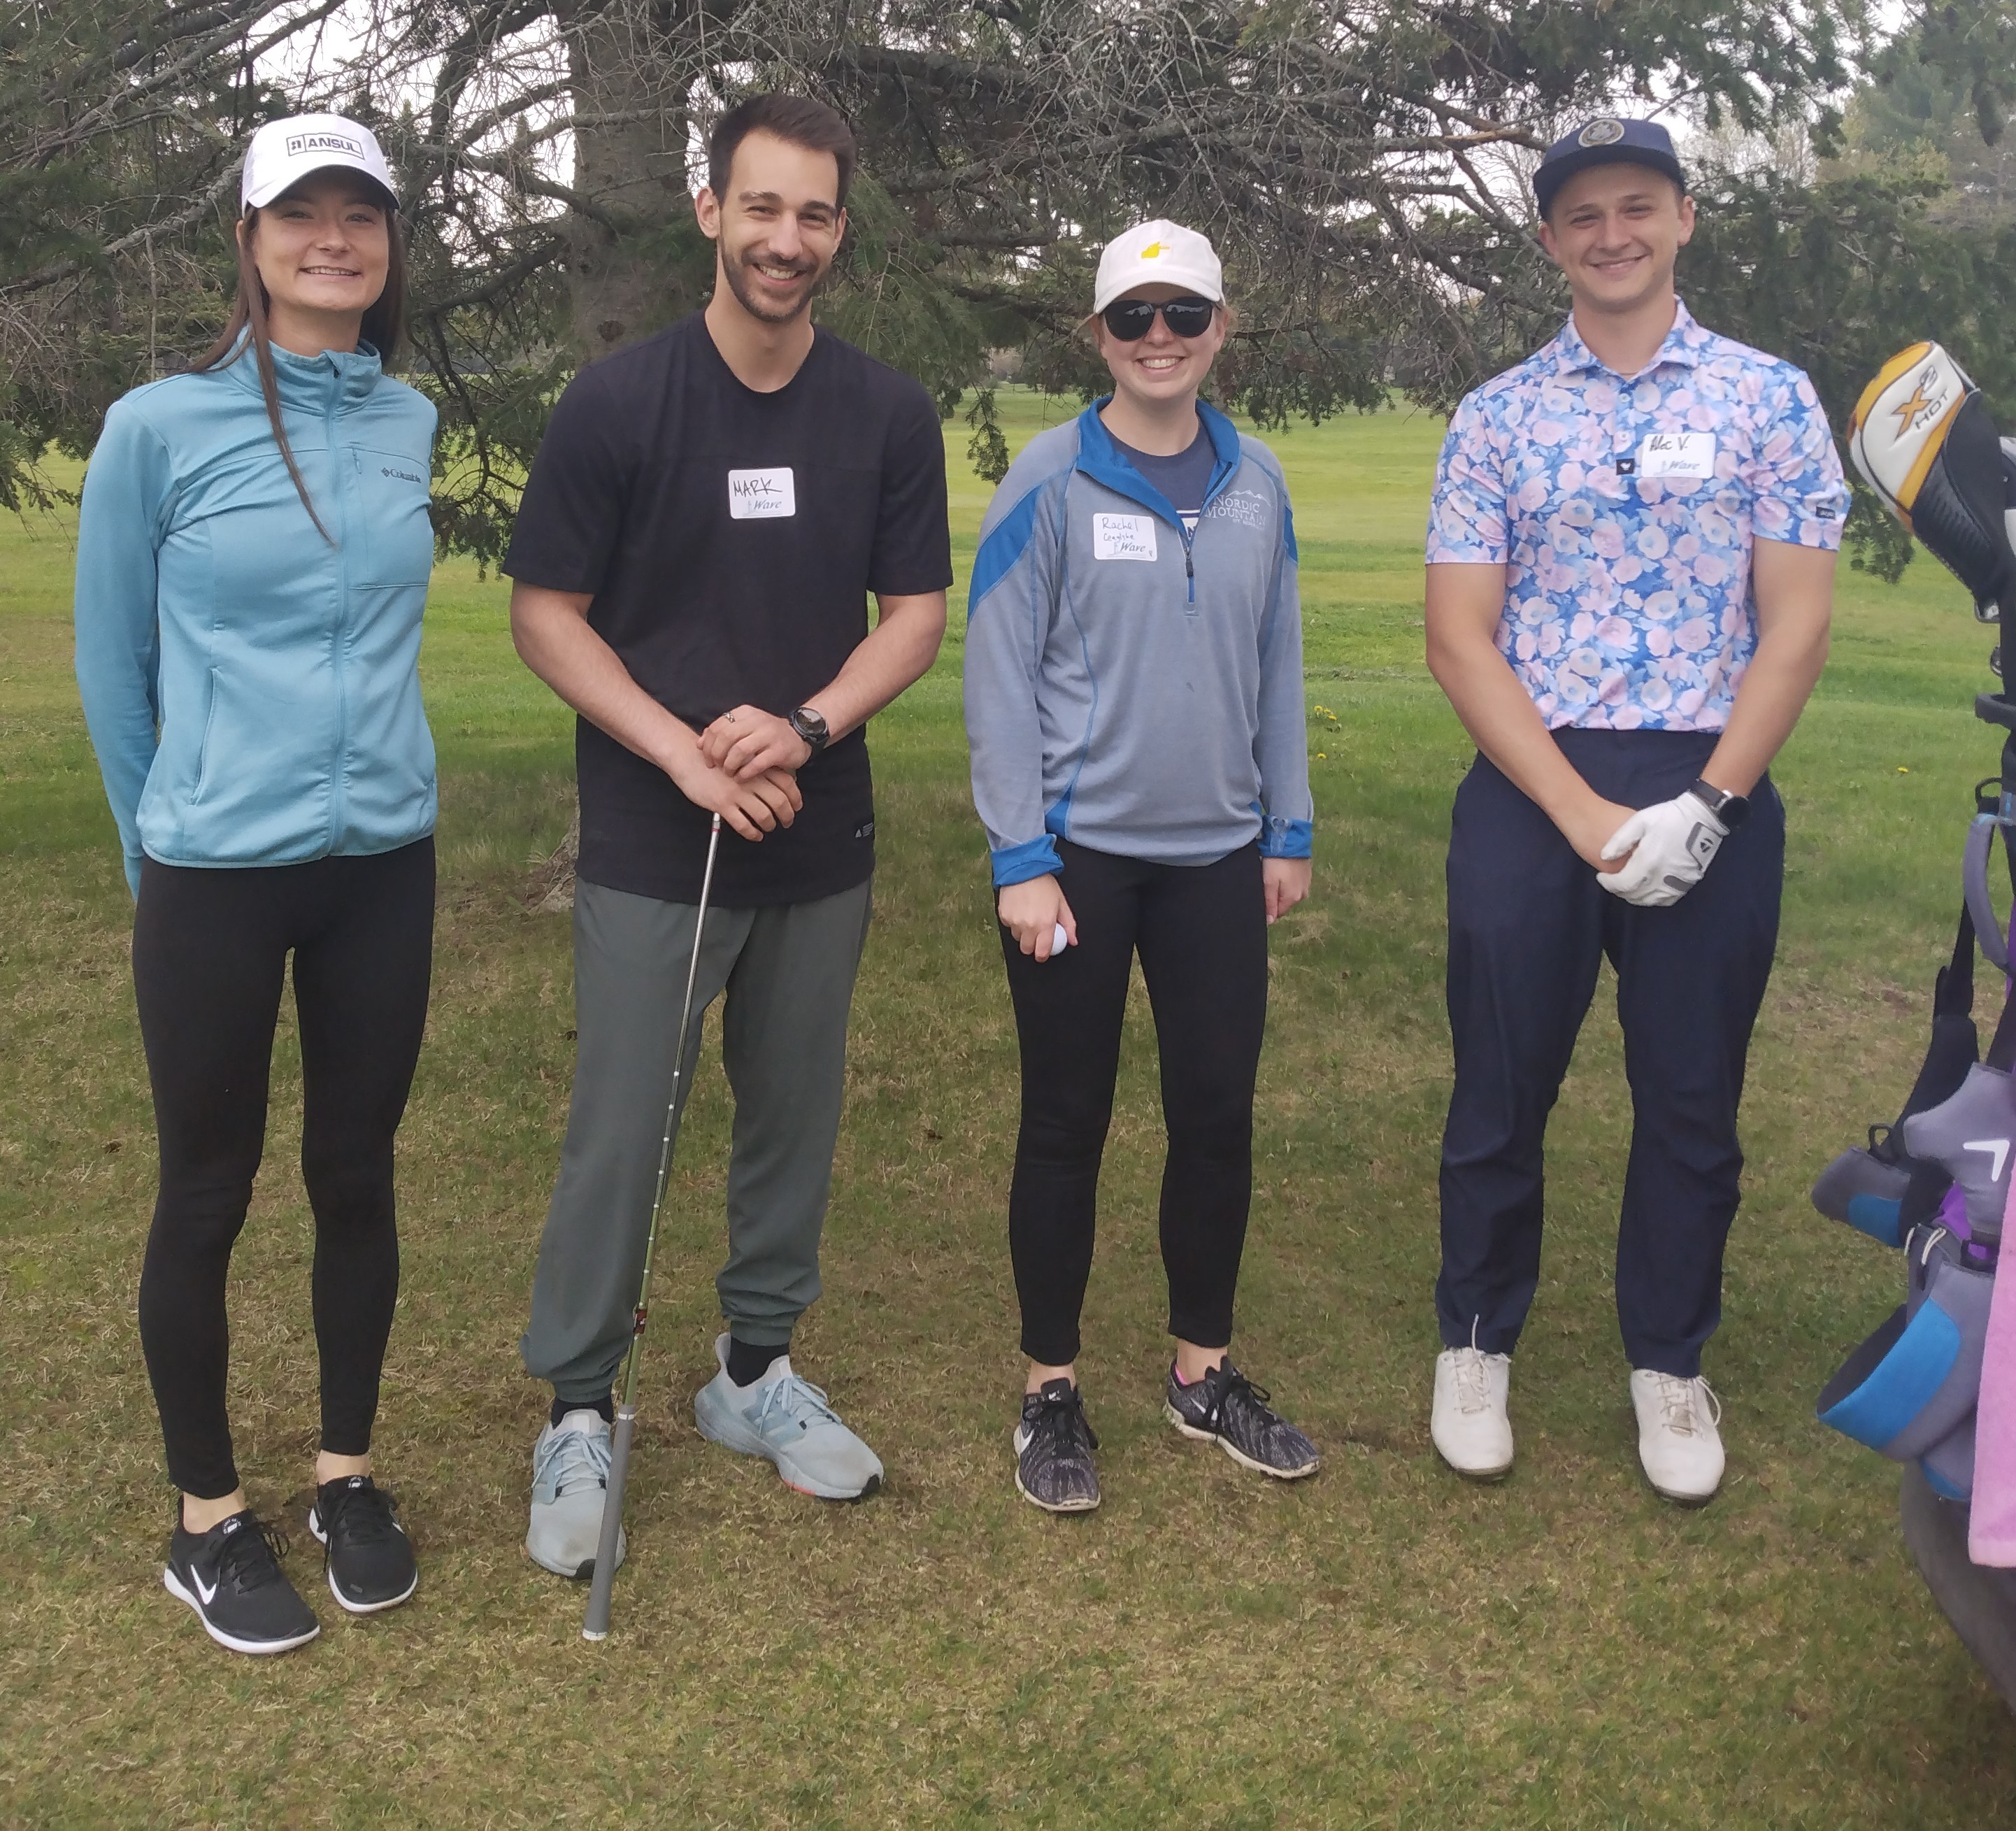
{"left": 218, "top": 334, "right": 385, "bottom": 415}
{"left": 1073, "top": 396, "right": 1243, "bottom": 532}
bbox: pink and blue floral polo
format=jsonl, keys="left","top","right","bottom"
{"left": 1425, "top": 300, "right": 1849, "bottom": 732}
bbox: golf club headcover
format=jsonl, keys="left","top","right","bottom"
{"left": 1817, "top": 1224, "right": 1995, "bottom": 1465}
{"left": 1811, "top": 1144, "right": 1915, "bottom": 1246}
{"left": 1899, "top": 1060, "right": 2016, "bottom": 1244}
{"left": 1850, "top": 342, "right": 2016, "bottom": 622}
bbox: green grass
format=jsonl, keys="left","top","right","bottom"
{"left": 5, "top": 387, "right": 2016, "bottom": 1826}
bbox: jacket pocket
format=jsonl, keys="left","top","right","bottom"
{"left": 349, "top": 448, "right": 435, "bottom": 586}
{"left": 190, "top": 669, "right": 222, "bottom": 803}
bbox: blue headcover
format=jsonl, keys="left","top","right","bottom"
{"left": 1817, "top": 1225, "right": 1994, "bottom": 1474}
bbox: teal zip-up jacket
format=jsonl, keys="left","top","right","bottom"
{"left": 74, "top": 341, "right": 438, "bottom": 895}
{"left": 964, "top": 399, "right": 1313, "bottom": 886}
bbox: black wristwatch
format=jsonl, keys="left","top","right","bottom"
{"left": 1689, "top": 778, "right": 1751, "bottom": 829}
{"left": 789, "top": 705, "right": 830, "bottom": 754}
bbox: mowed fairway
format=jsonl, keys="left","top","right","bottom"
{"left": 6, "top": 386, "right": 2016, "bottom": 1826}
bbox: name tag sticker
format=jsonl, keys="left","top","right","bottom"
{"left": 728, "top": 468, "right": 795, "bottom": 519}
{"left": 1636, "top": 432, "right": 1716, "bottom": 480}
{"left": 1092, "top": 513, "right": 1157, "bottom": 562}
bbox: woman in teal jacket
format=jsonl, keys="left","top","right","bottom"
{"left": 75, "top": 114, "right": 436, "bottom": 1655}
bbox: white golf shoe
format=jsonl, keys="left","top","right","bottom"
{"left": 1431, "top": 1345, "right": 1514, "bottom": 1479}
{"left": 1631, "top": 1369, "right": 1724, "bottom": 1505}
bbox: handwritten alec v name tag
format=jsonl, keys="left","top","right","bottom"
{"left": 1092, "top": 513, "right": 1157, "bottom": 562}
{"left": 1635, "top": 432, "right": 1716, "bottom": 480}
{"left": 728, "top": 468, "right": 796, "bottom": 518}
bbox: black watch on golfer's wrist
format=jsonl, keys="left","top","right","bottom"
{"left": 789, "top": 705, "right": 830, "bottom": 754}
{"left": 1689, "top": 778, "right": 1751, "bottom": 829}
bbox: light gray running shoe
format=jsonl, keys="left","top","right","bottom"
{"left": 1900, "top": 1062, "right": 2016, "bottom": 1241}
{"left": 527, "top": 1409, "right": 627, "bottom": 1580}
{"left": 692, "top": 1334, "right": 885, "bottom": 1500}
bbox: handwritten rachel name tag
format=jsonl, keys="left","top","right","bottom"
{"left": 1092, "top": 513, "right": 1158, "bottom": 562}
{"left": 728, "top": 468, "right": 796, "bottom": 518}
{"left": 1636, "top": 432, "right": 1716, "bottom": 480}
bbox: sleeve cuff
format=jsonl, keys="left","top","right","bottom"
{"left": 1259, "top": 816, "right": 1313, "bottom": 860}
{"left": 990, "top": 834, "right": 1062, "bottom": 888}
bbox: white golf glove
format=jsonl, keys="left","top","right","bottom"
{"left": 1596, "top": 792, "right": 1727, "bottom": 908}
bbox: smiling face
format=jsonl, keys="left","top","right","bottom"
{"left": 696, "top": 129, "right": 846, "bottom": 327}
{"left": 242, "top": 171, "right": 391, "bottom": 330}
{"left": 1092, "top": 283, "right": 1228, "bottom": 415}
{"left": 1538, "top": 162, "right": 1695, "bottom": 317}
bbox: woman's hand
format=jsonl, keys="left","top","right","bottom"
{"left": 1263, "top": 857, "right": 1312, "bottom": 924}
{"left": 998, "top": 874, "right": 1077, "bottom": 961}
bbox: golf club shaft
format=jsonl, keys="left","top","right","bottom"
{"left": 584, "top": 812, "right": 722, "bottom": 1641}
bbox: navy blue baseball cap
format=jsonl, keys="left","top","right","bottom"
{"left": 1534, "top": 117, "right": 1687, "bottom": 218}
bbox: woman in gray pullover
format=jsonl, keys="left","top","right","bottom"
{"left": 963, "top": 220, "right": 1318, "bottom": 1512}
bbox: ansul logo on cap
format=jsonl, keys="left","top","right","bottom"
{"left": 1577, "top": 118, "right": 1626, "bottom": 148}
{"left": 285, "top": 131, "right": 364, "bottom": 158}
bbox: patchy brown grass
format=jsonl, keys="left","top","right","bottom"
{"left": 6, "top": 401, "right": 2016, "bottom": 1826}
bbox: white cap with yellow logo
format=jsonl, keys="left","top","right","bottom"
{"left": 1093, "top": 219, "right": 1224, "bottom": 315}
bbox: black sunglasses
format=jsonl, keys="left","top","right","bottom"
{"left": 1101, "top": 295, "right": 1218, "bottom": 341}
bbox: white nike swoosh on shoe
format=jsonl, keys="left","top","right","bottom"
{"left": 194, "top": 1570, "right": 218, "bottom": 1605}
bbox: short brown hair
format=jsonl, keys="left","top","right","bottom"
{"left": 708, "top": 94, "right": 856, "bottom": 209}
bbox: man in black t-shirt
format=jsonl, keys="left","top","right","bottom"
{"left": 506, "top": 94, "right": 952, "bottom": 1576}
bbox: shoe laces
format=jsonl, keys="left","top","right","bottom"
{"left": 1447, "top": 1342, "right": 1503, "bottom": 1416}
{"left": 215, "top": 1515, "right": 292, "bottom": 1593}
{"left": 753, "top": 1369, "right": 843, "bottom": 1437}
{"left": 1196, "top": 1364, "right": 1275, "bottom": 1436}
{"left": 537, "top": 1418, "right": 612, "bottom": 1495}
{"left": 1031, "top": 1383, "right": 1099, "bottom": 1453}
{"left": 1649, "top": 1373, "right": 1720, "bottom": 1437}
{"left": 320, "top": 1476, "right": 400, "bottom": 1544}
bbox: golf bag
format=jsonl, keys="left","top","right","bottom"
{"left": 1816, "top": 342, "right": 2016, "bottom": 1706}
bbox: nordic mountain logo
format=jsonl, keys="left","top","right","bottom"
{"left": 286, "top": 131, "right": 364, "bottom": 159}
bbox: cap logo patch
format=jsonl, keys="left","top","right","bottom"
{"left": 1578, "top": 118, "right": 1626, "bottom": 148}
{"left": 285, "top": 131, "right": 364, "bottom": 159}
{"left": 1138, "top": 241, "right": 1166, "bottom": 259}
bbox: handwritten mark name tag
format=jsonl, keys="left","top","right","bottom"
{"left": 1635, "top": 432, "right": 1716, "bottom": 480}
{"left": 1092, "top": 513, "right": 1157, "bottom": 562}
{"left": 728, "top": 468, "right": 796, "bottom": 519}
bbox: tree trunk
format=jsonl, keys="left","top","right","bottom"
{"left": 559, "top": 0, "right": 699, "bottom": 364}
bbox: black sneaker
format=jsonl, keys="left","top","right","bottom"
{"left": 1013, "top": 1378, "right": 1101, "bottom": 1513}
{"left": 163, "top": 1509, "right": 320, "bottom": 1655}
{"left": 1165, "top": 1360, "right": 1320, "bottom": 1479}
{"left": 308, "top": 1475, "right": 418, "bottom": 1613}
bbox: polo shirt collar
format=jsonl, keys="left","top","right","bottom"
{"left": 1547, "top": 297, "right": 1703, "bottom": 380}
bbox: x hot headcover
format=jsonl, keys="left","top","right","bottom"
{"left": 1851, "top": 341, "right": 2016, "bottom": 622}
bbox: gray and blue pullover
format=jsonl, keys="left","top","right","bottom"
{"left": 963, "top": 399, "right": 1313, "bottom": 886}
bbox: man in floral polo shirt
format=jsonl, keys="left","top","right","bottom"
{"left": 1422, "top": 117, "right": 1847, "bottom": 1504}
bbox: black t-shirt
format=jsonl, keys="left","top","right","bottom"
{"left": 1115, "top": 422, "right": 1215, "bottom": 530}
{"left": 503, "top": 315, "right": 953, "bottom": 906}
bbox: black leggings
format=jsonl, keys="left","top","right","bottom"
{"left": 1001, "top": 838, "right": 1268, "bottom": 1367}
{"left": 131, "top": 841, "right": 434, "bottom": 1498}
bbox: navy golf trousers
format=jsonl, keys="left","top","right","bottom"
{"left": 1436, "top": 730, "right": 1784, "bottom": 1376}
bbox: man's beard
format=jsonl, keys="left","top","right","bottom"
{"left": 721, "top": 247, "right": 822, "bottom": 325}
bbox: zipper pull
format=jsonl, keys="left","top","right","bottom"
{"left": 1185, "top": 539, "right": 1196, "bottom": 604}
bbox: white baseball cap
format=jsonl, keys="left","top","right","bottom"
{"left": 1092, "top": 220, "right": 1224, "bottom": 315}
{"left": 241, "top": 113, "right": 398, "bottom": 213}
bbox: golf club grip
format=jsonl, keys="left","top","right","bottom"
{"left": 581, "top": 1406, "right": 636, "bottom": 1640}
